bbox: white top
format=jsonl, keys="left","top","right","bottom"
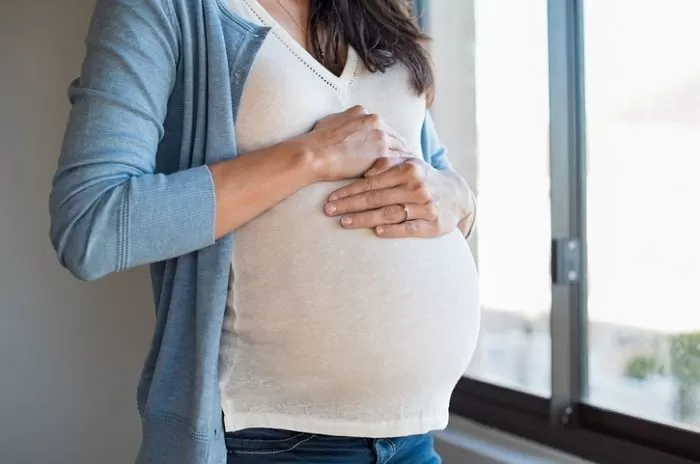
{"left": 219, "top": 0, "right": 481, "bottom": 438}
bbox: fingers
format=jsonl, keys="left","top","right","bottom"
{"left": 326, "top": 186, "right": 430, "bottom": 216}
{"left": 338, "top": 203, "right": 439, "bottom": 229}
{"left": 351, "top": 108, "right": 410, "bottom": 153}
{"left": 362, "top": 120, "right": 409, "bottom": 156}
{"left": 339, "top": 204, "right": 407, "bottom": 228}
{"left": 329, "top": 158, "right": 429, "bottom": 201}
{"left": 379, "top": 122, "right": 409, "bottom": 154}
{"left": 364, "top": 156, "right": 406, "bottom": 177}
{"left": 329, "top": 163, "right": 407, "bottom": 201}
{"left": 375, "top": 220, "right": 438, "bottom": 238}
{"left": 385, "top": 130, "right": 410, "bottom": 155}
{"left": 315, "top": 105, "right": 369, "bottom": 131}
{"left": 346, "top": 104, "right": 369, "bottom": 116}
{"left": 326, "top": 187, "right": 405, "bottom": 215}
{"left": 365, "top": 130, "right": 409, "bottom": 159}
{"left": 326, "top": 105, "right": 411, "bottom": 155}
{"left": 314, "top": 106, "right": 418, "bottom": 181}
{"left": 369, "top": 158, "right": 427, "bottom": 181}
{"left": 314, "top": 105, "right": 364, "bottom": 129}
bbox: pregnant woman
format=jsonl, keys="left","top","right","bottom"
{"left": 49, "top": 0, "right": 479, "bottom": 463}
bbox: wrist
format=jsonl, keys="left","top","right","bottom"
{"left": 287, "top": 137, "right": 324, "bottom": 184}
{"left": 439, "top": 169, "right": 475, "bottom": 235}
{"left": 293, "top": 135, "right": 328, "bottom": 183}
{"left": 460, "top": 185, "right": 477, "bottom": 238}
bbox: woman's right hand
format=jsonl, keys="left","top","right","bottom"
{"left": 299, "top": 105, "right": 411, "bottom": 182}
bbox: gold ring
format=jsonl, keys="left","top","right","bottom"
{"left": 402, "top": 204, "right": 410, "bottom": 223}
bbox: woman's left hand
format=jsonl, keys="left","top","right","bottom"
{"left": 324, "top": 157, "right": 473, "bottom": 238}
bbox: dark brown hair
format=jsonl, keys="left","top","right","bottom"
{"left": 308, "top": 0, "right": 434, "bottom": 103}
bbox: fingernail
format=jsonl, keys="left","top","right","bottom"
{"left": 376, "top": 226, "right": 384, "bottom": 235}
{"left": 325, "top": 203, "right": 336, "bottom": 214}
{"left": 341, "top": 216, "right": 352, "bottom": 226}
{"left": 328, "top": 193, "right": 339, "bottom": 201}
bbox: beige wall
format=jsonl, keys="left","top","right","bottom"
{"left": 0, "top": 2, "right": 153, "bottom": 463}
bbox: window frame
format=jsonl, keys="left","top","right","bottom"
{"left": 452, "top": 378, "right": 700, "bottom": 463}
{"left": 416, "top": 0, "right": 700, "bottom": 462}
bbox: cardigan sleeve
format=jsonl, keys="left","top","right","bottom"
{"left": 49, "top": 0, "right": 216, "bottom": 281}
{"left": 420, "top": 111, "right": 452, "bottom": 171}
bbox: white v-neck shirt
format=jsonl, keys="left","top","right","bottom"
{"left": 219, "top": 0, "right": 481, "bottom": 438}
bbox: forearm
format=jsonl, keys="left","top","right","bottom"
{"left": 50, "top": 142, "right": 315, "bottom": 281}
{"left": 210, "top": 140, "right": 317, "bottom": 238}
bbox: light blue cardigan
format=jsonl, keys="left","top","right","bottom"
{"left": 49, "top": 0, "right": 452, "bottom": 462}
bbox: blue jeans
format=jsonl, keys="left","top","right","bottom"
{"left": 224, "top": 428, "right": 441, "bottom": 463}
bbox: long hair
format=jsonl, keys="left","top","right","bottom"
{"left": 308, "top": 0, "right": 434, "bottom": 103}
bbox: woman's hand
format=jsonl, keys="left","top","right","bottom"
{"left": 324, "top": 157, "right": 475, "bottom": 238}
{"left": 299, "top": 105, "right": 411, "bottom": 182}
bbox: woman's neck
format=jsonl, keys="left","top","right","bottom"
{"left": 256, "top": 0, "right": 348, "bottom": 76}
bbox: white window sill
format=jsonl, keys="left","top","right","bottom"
{"left": 433, "top": 415, "right": 595, "bottom": 464}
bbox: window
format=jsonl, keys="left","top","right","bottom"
{"left": 584, "top": 0, "right": 700, "bottom": 431}
{"left": 419, "top": 0, "right": 700, "bottom": 461}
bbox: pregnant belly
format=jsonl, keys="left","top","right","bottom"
{"left": 230, "top": 181, "right": 480, "bottom": 402}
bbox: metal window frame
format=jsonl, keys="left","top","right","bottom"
{"left": 418, "top": 0, "right": 700, "bottom": 462}
{"left": 451, "top": 378, "right": 700, "bottom": 464}
{"left": 547, "top": 0, "right": 588, "bottom": 428}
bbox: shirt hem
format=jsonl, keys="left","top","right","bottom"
{"left": 222, "top": 407, "right": 450, "bottom": 438}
